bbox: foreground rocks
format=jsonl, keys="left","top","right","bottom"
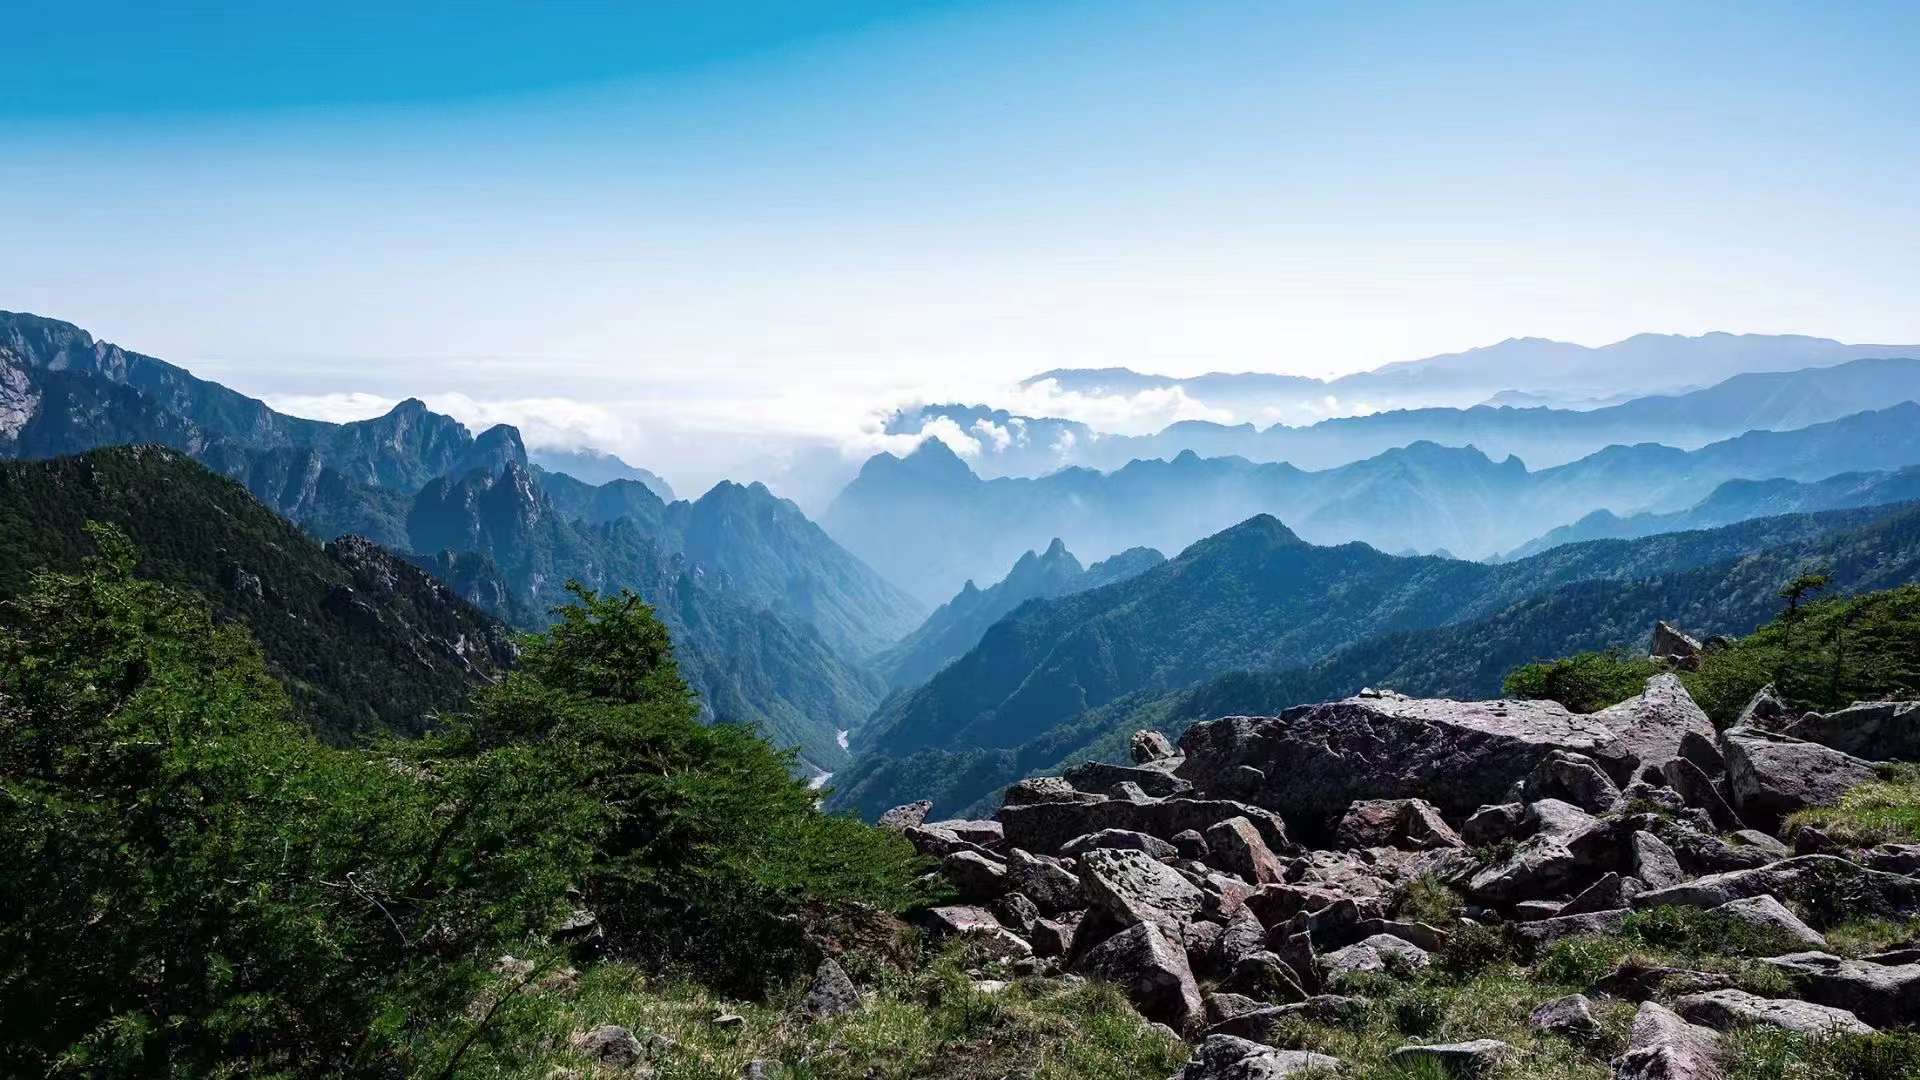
{"left": 891, "top": 673, "right": 1917, "bottom": 1073}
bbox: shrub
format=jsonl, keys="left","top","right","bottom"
{"left": 1397, "top": 874, "right": 1459, "bottom": 926}
{"left": 1625, "top": 906, "right": 1804, "bottom": 958}
{"left": 1536, "top": 936, "right": 1628, "bottom": 986}
{"left": 1437, "top": 923, "right": 1515, "bottom": 977}
{"left": 1503, "top": 650, "right": 1660, "bottom": 713}
{"left": 1683, "top": 585, "right": 1920, "bottom": 723}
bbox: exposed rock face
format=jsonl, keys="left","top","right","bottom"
{"left": 1511, "top": 908, "right": 1629, "bottom": 947}
{"left": 1003, "top": 776, "right": 1107, "bottom": 806}
{"left": 1613, "top": 1001, "right": 1723, "bottom": 1080}
{"left": 1324, "top": 934, "right": 1430, "bottom": 979}
{"left": 1078, "top": 848, "right": 1206, "bottom": 938}
{"left": 1529, "top": 994, "right": 1601, "bottom": 1041}
{"left": 1170, "top": 1035, "right": 1341, "bottom": 1079}
{"left": 1132, "top": 729, "right": 1179, "bottom": 764}
{"left": 1675, "top": 989, "right": 1873, "bottom": 1035}
{"left": 1786, "top": 700, "right": 1920, "bottom": 762}
{"left": 998, "top": 797, "right": 1290, "bottom": 857}
{"left": 1076, "top": 922, "right": 1204, "bottom": 1034}
{"left": 1711, "top": 895, "right": 1826, "bottom": 948}
{"left": 1631, "top": 832, "right": 1687, "bottom": 889}
{"left": 1632, "top": 855, "right": 1920, "bottom": 917}
{"left": 1062, "top": 829, "right": 1178, "bottom": 860}
{"left": 1592, "top": 675, "right": 1718, "bottom": 775}
{"left": 1204, "top": 817, "right": 1286, "bottom": 885}
{"left": 1758, "top": 953, "right": 1920, "bottom": 1028}
{"left": 1177, "top": 693, "right": 1633, "bottom": 825}
{"left": 1334, "top": 798, "right": 1463, "bottom": 850}
{"left": 877, "top": 800, "right": 932, "bottom": 832}
{"left": 1065, "top": 760, "right": 1193, "bottom": 798}
{"left": 1649, "top": 622, "right": 1704, "bottom": 669}
{"left": 1719, "top": 727, "right": 1878, "bottom": 826}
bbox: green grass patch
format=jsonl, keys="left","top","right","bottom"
{"left": 1725, "top": 1027, "right": 1920, "bottom": 1080}
{"left": 1787, "top": 764, "right": 1920, "bottom": 847}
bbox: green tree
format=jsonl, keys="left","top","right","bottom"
{"left": 1502, "top": 649, "right": 1660, "bottom": 713}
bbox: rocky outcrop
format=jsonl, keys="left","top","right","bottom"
{"left": 1719, "top": 727, "right": 1878, "bottom": 826}
{"left": 1674, "top": 989, "right": 1873, "bottom": 1035}
{"left": 1592, "top": 674, "right": 1719, "bottom": 775}
{"left": 1758, "top": 953, "right": 1920, "bottom": 1028}
{"left": 1169, "top": 1035, "right": 1341, "bottom": 1079}
{"left": 1649, "top": 621, "right": 1705, "bottom": 669}
{"left": 1613, "top": 1001, "right": 1723, "bottom": 1080}
{"left": 998, "top": 797, "right": 1290, "bottom": 857}
{"left": 1077, "top": 922, "right": 1204, "bottom": 1033}
{"left": 1785, "top": 700, "right": 1920, "bottom": 762}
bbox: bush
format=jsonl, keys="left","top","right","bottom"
{"left": 1437, "top": 923, "right": 1515, "bottom": 977}
{"left": 1625, "top": 906, "right": 1804, "bottom": 958}
{"left": 1503, "top": 650, "right": 1660, "bottom": 713}
{"left": 1683, "top": 585, "right": 1920, "bottom": 723}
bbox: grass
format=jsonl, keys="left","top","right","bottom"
{"left": 1724, "top": 1027, "right": 1920, "bottom": 1080}
{"left": 1396, "top": 874, "right": 1460, "bottom": 927}
{"left": 403, "top": 944, "right": 1189, "bottom": 1080}
{"left": 1786, "top": 764, "right": 1920, "bottom": 847}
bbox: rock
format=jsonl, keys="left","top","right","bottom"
{"left": 1205, "top": 992, "right": 1265, "bottom": 1024}
{"left": 1561, "top": 873, "right": 1629, "bottom": 917}
{"left": 1612, "top": 1001, "right": 1723, "bottom": 1080}
{"left": 1789, "top": 700, "right": 1920, "bottom": 762}
{"left": 1467, "top": 799, "right": 1616, "bottom": 903}
{"left": 1649, "top": 622, "right": 1704, "bottom": 668}
{"left": 1711, "top": 894, "right": 1826, "bottom": 948}
{"left": 1172, "top": 829, "right": 1210, "bottom": 860}
{"left": 1061, "top": 829, "right": 1179, "bottom": 860}
{"left": 1511, "top": 908, "right": 1629, "bottom": 947}
{"left": 743, "top": 1060, "right": 769, "bottom": 1079}
{"left": 1530, "top": 994, "right": 1601, "bottom": 1041}
{"left": 878, "top": 800, "right": 933, "bottom": 832}
{"left": 993, "top": 892, "right": 1042, "bottom": 935}
{"left": 1272, "top": 930, "right": 1323, "bottom": 996}
{"left": 903, "top": 824, "right": 992, "bottom": 859}
{"left": 1218, "top": 906, "right": 1269, "bottom": 968}
{"left": 1030, "top": 914, "right": 1076, "bottom": 958}
{"left": 1065, "top": 759, "right": 1193, "bottom": 798}
{"left": 1205, "top": 817, "right": 1287, "bottom": 885}
{"left": 928, "top": 818, "right": 1004, "bottom": 846}
{"left": 1675, "top": 988, "right": 1873, "bottom": 1035}
{"left": 1645, "top": 819, "right": 1773, "bottom": 876}
{"left": 1390, "top": 1040, "right": 1516, "bottom": 1078}
{"left": 1003, "top": 776, "right": 1107, "bottom": 806}
{"left": 1516, "top": 750, "right": 1622, "bottom": 813}
{"left": 1078, "top": 848, "right": 1207, "bottom": 938}
{"left": 1660, "top": 758, "right": 1742, "bottom": 832}
{"left": 1324, "top": 933, "right": 1430, "bottom": 980}
{"left": 569, "top": 1025, "right": 644, "bottom": 1067}
{"left": 1757, "top": 952, "right": 1920, "bottom": 1028}
{"left": 1594, "top": 675, "right": 1718, "bottom": 776}
{"left": 1866, "top": 843, "right": 1920, "bottom": 874}
{"left": 916, "top": 905, "right": 1034, "bottom": 960}
{"left": 1462, "top": 802, "right": 1528, "bottom": 846}
{"left": 1006, "top": 848, "right": 1085, "bottom": 913}
{"left": 1132, "top": 729, "right": 1179, "bottom": 764}
{"left": 1719, "top": 726, "right": 1878, "bottom": 827}
{"left": 1597, "top": 963, "right": 1738, "bottom": 1002}
{"left": 1335, "top": 798, "right": 1464, "bottom": 850}
{"left": 998, "top": 797, "right": 1290, "bottom": 858}
{"left": 1631, "top": 831, "right": 1687, "bottom": 889}
{"left": 943, "top": 850, "right": 1010, "bottom": 900}
{"left": 1206, "top": 996, "right": 1369, "bottom": 1041}
{"left": 1735, "top": 685, "right": 1791, "bottom": 731}
{"left": 1170, "top": 1035, "right": 1342, "bottom": 1079}
{"left": 1175, "top": 695, "right": 1634, "bottom": 824}
{"left": 713, "top": 1011, "right": 745, "bottom": 1029}
{"left": 1351, "top": 918, "right": 1451, "bottom": 952}
{"left": 802, "top": 958, "right": 860, "bottom": 1018}
{"left": 1219, "top": 951, "right": 1309, "bottom": 1002}
{"left": 1632, "top": 855, "right": 1920, "bottom": 917}
{"left": 1729, "top": 830, "right": 1792, "bottom": 861}
{"left": 1515, "top": 900, "right": 1566, "bottom": 920}
{"left": 1076, "top": 922, "right": 1205, "bottom": 1034}
{"left": 1184, "top": 919, "right": 1226, "bottom": 971}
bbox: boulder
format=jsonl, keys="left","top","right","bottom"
{"left": 1002, "top": 775, "right": 1106, "bottom": 806}
{"left": 1649, "top": 622, "right": 1704, "bottom": 668}
{"left": 1631, "top": 832, "right": 1687, "bottom": 890}
{"left": 1219, "top": 951, "right": 1309, "bottom": 1002}
{"left": 1735, "top": 684, "right": 1791, "bottom": 731}
{"left": 1078, "top": 848, "right": 1206, "bottom": 938}
{"left": 1205, "top": 817, "right": 1286, "bottom": 885}
{"left": 1866, "top": 843, "right": 1920, "bottom": 874}
{"left": 1612, "top": 1001, "right": 1723, "bottom": 1080}
{"left": 1175, "top": 694, "right": 1633, "bottom": 824}
{"left": 1592, "top": 675, "right": 1717, "bottom": 775}
{"left": 1514, "top": 749, "right": 1622, "bottom": 813}
{"left": 1786, "top": 700, "right": 1920, "bottom": 762}
{"left": 1660, "top": 758, "right": 1742, "bottom": 832}
{"left": 1462, "top": 802, "right": 1528, "bottom": 846}
{"left": 1757, "top": 952, "right": 1920, "bottom": 1028}
{"left": 1324, "top": 933, "right": 1430, "bottom": 980}
{"left": 1169, "top": 1035, "right": 1342, "bottom": 1080}
{"left": 1719, "top": 727, "right": 1878, "bottom": 826}
{"left": 1204, "top": 992, "right": 1265, "bottom": 1024}
{"left": 1632, "top": 855, "right": 1920, "bottom": 917}
{"left": 1172, "top": 829, "right": 1210, "bottom": 860}
{"left": 1061, "top": 829, "right": 1179, "bottom": 860}
{"left": 928, "top": 818, "right": 1004, "bottom": 846}
{"left": 1076, "top": 922, "right": 1204, "bottom": 1034}
{"left": 568, "top": 1025, "right": 645, "bottom": 1068}
{"left": 1065, "top": 759, "right": 1193, "bottom": 798}
{"left": 1711, "top": 894, "right": 1826, "bottom": 948}
{"left": 877, "top": 800, "right": 932, "bottom": 832}
{"left": 1529, "top": 994, "right": 1601, "bottom": 1041}
{"left": 916, "top": 905, "right": 1034, "bottom": 960}
{"left": 1218, "top": 905, "right": 1269, "bottom": 968}
{"left": 998, "top": 797, "right": 1290, "bottom": 858}
{"left": 1132, "top": 729, "right": 1179, "bottom": 764}
{"left": 1207, "top": 996, "right": 1369, "bottom": 1042}
{"left": 1334, "top": 798, "right": 1464, "bottom": 850}
{"left": 1351, "top": 918, "right": 1451, "bottom": 952}
{"left": 992, "top": 892, "right": 1041, "bottom": 935}
{"left": 1560, "top": 873, "right": 1629, "bottom": 917}
{"left": 1675, "top": 988, "right": 1873, "bottom": 1035}
{"left": 1005, "top": 848, "right": 1084, "bottom": 913}
{"left": 1390, "top": 1040, "right": 1516, "bottom": 1078}
{"left": 903, "top": 824, "right": 992, "bottom": 859}
{"left": 801, "top": 958, "right": 860, "bottom": 1018}
{"left": 1515, "top": 900, "right": 1566, "bottom": 920}
{"left": 1511, "top": 908, "right": 1629, "bottom": 948}
{"left": 1467, "top": 800, "right": 1616, "bottom": 903}
{"left": 1597, "top": 964, "right": 1738, "bottom": 1002}
{"left": 942, "top": 850, "right": 1009, "bottom": 900}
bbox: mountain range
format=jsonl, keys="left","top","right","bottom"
{"left": 829, "top": 401, "right": 1920, "bottom": 603}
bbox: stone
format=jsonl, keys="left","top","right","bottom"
{"left": 1132, "top": 729, "right": 1179, "bottom": 764}
{"left": 904, "top": 824, "right": 996, "bottom": 859}
{"left": 1632, "top": 855, "right": 1920, "bottom": 916}
{"left": 1561, "top": 873, "right": 1628, "bottom": 917}
{"left": 1389, "top": 1040, "right": 1516, "bottom": 1078}
{"left": 1462, "top": 802, "right": 1528, "bottom": 846}
{"left": 1866, "top": 843, "right": 1920, "bottom": 874}
{"left": 1335, "top": 798, "right": 1463, "bottom": 850}
{"left": 1030, "top": 915, "right": 1075, "bottom": 958}
{"left": 999, "top": 797, "right": 1290, "bottom": 858}
{"left": 1675, "top": 989, "right": 1873, "bottom": 1035}
{"left": 569, "top": 1025, "right": 644, "bottom": 1067}
{"left": 1711, "top": 894, "right": 1827, "bottom": 948}
{"left": 1061, "top": 829, "right": 1178, "bottom": 860}
{"left": 992, "top": 892, "right": 1042, "bottom": 935}
{"left": 1207, "top": 996, "right": 1369, "bottom": 1041}
{"left": 1005, "top": 848, "right": 1084, "bottom": 913}
{"left": 1758, "top": 952, "right": 1920, "bottom": 1028}
{"left": 942, "top": 850, "right": 1009, "bottom": 900}
{"left": 802, "top": 958, "right": 860, "bottom": 1018}
{"left": 1170, "top": 1035, "right": 1342, "bottom": 1080}
{"left": 1719, "top": 727, "right": 1878, "bottom": 827}
{"left": 1597, "top": 963, "right": 1738, "bottom": 1002}
{"left": 877, "top": 800, "right": 933, "bottom": 832}
{"left": 1593, "top": 675, "right": 1718, "bottom": 776}
{"left": 1649, "top": 622, "right": 1704, "bottom": 667}
{"left": 1511, "top": 908, "right": 1629, "bottom": 947}
{"left": 1324, "top": 933, "right": 1431, "bottom": 980}
{"left": 1175, "top": 695, "right": 1634, "bottom": 824}
{"left": 1786, "top": 700, "right": 1920, "bottom": 761}
{"left": 1218, "top": 905, "right": 1269, "bottom": 968}
{"left": 1172, "top": 829, "right": 1210, "bottom": 860}
{"left": 1735, "top": 684, "right": 1791, "bottom": 731}
{"left": 1612, "top": 1001, "right": 1723, "bottom": 1080}
{"left": 1529, "top": 994, "right": 1601, "bottom": 1041}
{"left": 1518, "top": 749, "right": 1623, "bottom": 813}
{"left": 927, "top": 818, "right": 1004, "bottom": 845}
{"left": 1351, "top": 918, "right": 1451, "bottom": 952}
{"left": 1467, "top": 800, "right": 1616, "bottom": 903}
{"left": 1515, "top": 900, "right": 1566, "bottom": 920}
{"left": 1078, "top": 848, "right": 1206, "bottom": 938}
{"left": 1205, "top": 816, "right": 1287, "bottom": 885}
{"left": 917, "top": 905, "right": 1034, "bottom": 960}
{"left": 1729, "top": 830, "right": 1792, "bottom": 860}
{"left": 1065, "top": 759, "right": 1193, "bottom": 798}
{"left": 1002, "top": 776, "right": 1107, "bottom": 806}
{"left": 1205, "top": 992, "right": 1265, "bottom": 1024}
{"left": 1076, "top": 922, "right": 1205, "bottom": 1034}
{"left": 1219, "top": 951, "right": 1309, "bottom": 1002}
{"left": 1661, "top": 757, "right": 1742, "bottom": 832}
{"left": 1632, "top": 831, "right": 1687, "bottom": 889}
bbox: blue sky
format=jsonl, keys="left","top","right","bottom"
{"left": 4, "top": 1, "right": 1918, "bottom": 488}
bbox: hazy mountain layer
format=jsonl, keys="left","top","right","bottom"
{"left": 530, "top": 447, "right": 675, "bottom": 500}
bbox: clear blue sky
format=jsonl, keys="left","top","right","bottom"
{"left": 4, "top": 1, "right": 1918, "bottom": 483}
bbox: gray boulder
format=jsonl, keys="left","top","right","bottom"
{"left": 1675, "top": 988, "right": 1873, "bottom": 1035}
{"left": 1170, "top": 1035, "right": 1342, "bottom": 1080}
{"left": 1002, "top": 775, "right": 1106, "bottom": 806}
{"left": 1175, "top": 693, "right": 1633, "bottom": 823}
{"left": 1514, "top": 749, "right": 1622, "bottom": 813}
{"left": 1205, "top": 816, "right": 1286, "bottom": 885}
{"left": 1006, "top": 847, "right": 1085, "bottom": 913}
{"left": 1632, "top": 855, "right": 1920, "bottom": 917}
{"left": 1719, "top": 727, "right": 1878, "bottom": 826}
{"left": 927, "top": 818, "right": 1004, "bottom": 845}
{"left": 1207, "top": 996, "right": 1369, "bottom": 1042}
{"left": 877, "top": 800, "right": 933, "bottom": 832}
{"left": 1132, "top": 729, "right": 1178, "bottom": 764}
{"left": 1612, "top": 1001, "right": 1723, "bottom": 1080}
{"left": 1061, "top": 829, "right": 1178, "bottom": 860}
{"left": 1660, "top": 758, "right": 1742, "bottom": 832}
{"left": 1324, "top": 933, "right": 1430, "bottom": 980}
{"left": 1529, "top": 994, "right": 1601, "bottom": 1041}
{"left": 1649, "top": 622, "right": 1704, "bottom": 667}
{"left": 1065, "top": 759, "right": 1193, "bottom": 798}
{"left": 1632, "top": 831, "right": 1687, "bottom": 889}
{"left": 1786, "top": 700, "right": 1920, "bottom": 762}
{"left": 1078, "top": 848, "right": 1206, "bottom": 938}
{"left": 1389, "top": 1040, "right": 1516, "bottom": 1078}
{"left": 1511, "top": 908, "right": 1629, "bottom": 947}
{"left": 568, "top": 1025, "right": 645, "bottom": 1068}
{"left": 1758, "top": 952, "right": 1920, "bottom": 1028}
{"left": 1593, "top": 675, "right": 1717, "bottom": 777}
{"left": 998, "top": 797, "right": 1290, "bottom": 858}
{"left": 802, "top": 958, "right": 860, "bottom": 1018}
{"left": 1467, "top": 799, "right": 1616, "bottom": 902}
{"left": 1462, "top": 802, "right": 1528, "bottom": 846}
{"left": 1076, "top": 922, "right": 1205, "bottom": 1034}
{"left": 1334, "top": 798, "right": 1464, "bottom": 850}
{"left": 942, "top": 850, "right": 1009, "bottom": 900}
{"left": 1735, "top": 685, "right": 1791, "bottom": 731}
{"left": 1712, "top": 894, "right": 1825, "bottom": 948}
{"left": 1560, "top": 872, "right": 1629, "bottom": 917}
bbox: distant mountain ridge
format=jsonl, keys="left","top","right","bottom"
{"left": 530, "top": 447, "right": 675, "bottom": 500}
